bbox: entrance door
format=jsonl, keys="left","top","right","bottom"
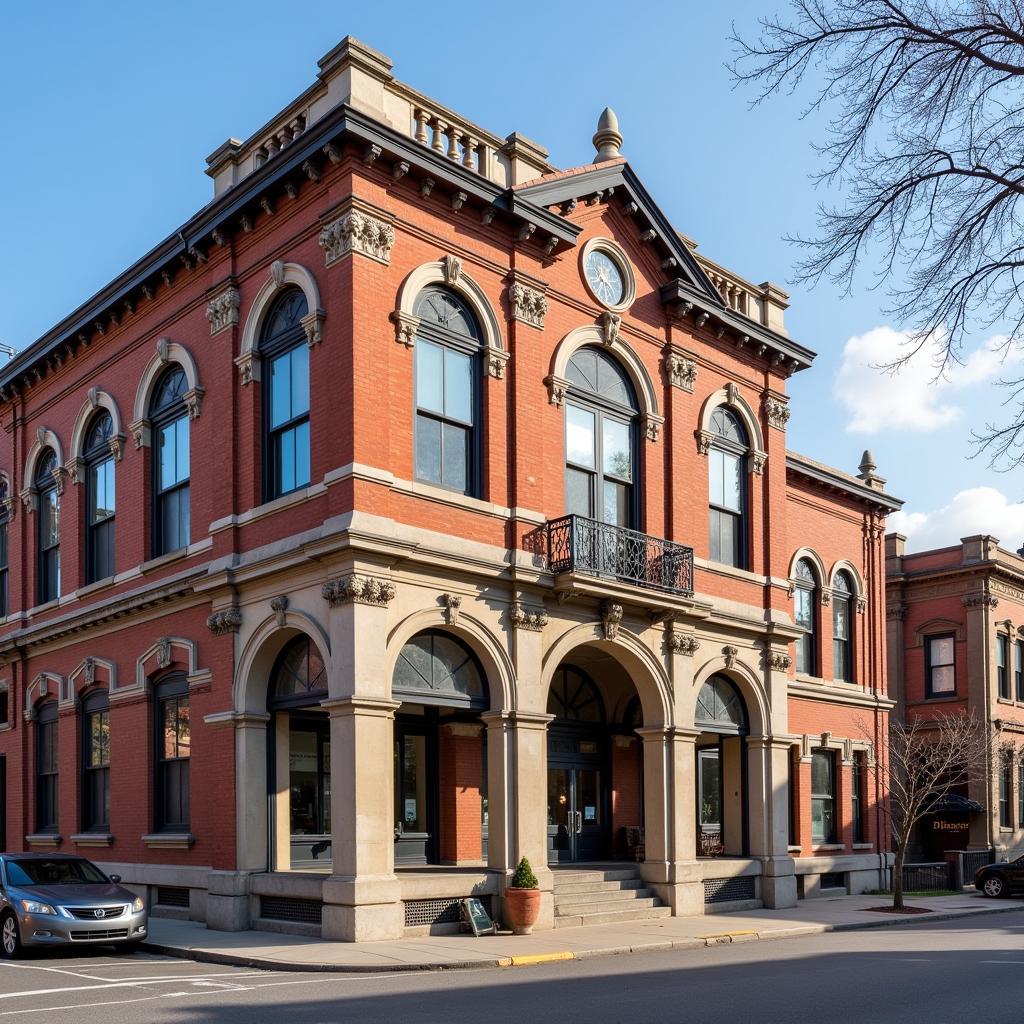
{"left": 547, "top": 765, "right": 605, "bottom": 863}
{"left": 394, "top": 724, "right": 436, "bottom": 864}
{"left": 287, "top": 716, "right": 331, "bottom": 868}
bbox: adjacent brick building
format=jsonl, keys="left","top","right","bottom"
{"left": 0, "top": 37, "right": 901, "bottom": 941}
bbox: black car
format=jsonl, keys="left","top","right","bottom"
{"left": 975, "top": 855, "right": 1024, "bottom": 898}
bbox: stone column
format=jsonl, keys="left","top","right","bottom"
{"left": 320, "top": 696, "right": 403, "bottom": 941}
{"left": 485, "top": 710, "right": 554, "bottom": 929}
{"left": 962, "top": 588, "right": 997, "bottom": 850}
{"left": 746, "top": 736, "right": 797, "bottom": 908}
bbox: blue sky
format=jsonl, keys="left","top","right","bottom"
{"left": 2, "top": 0, "right": 1020, "bottom": 551}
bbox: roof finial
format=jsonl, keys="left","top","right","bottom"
{"left": 593, "top": 107, "right": 623, "bottom": 162}
{"left": 858, "top": 450, "right": 876, "bottom": 477}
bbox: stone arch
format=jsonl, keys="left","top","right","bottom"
{"left": 394, "top": 258, "right": 505, "bottom": 358}
{"left": 233, "top": 610, "right": 331, "bottom": 716}
{"left": 68, "top": 656, "right": 118, "bottom": 700}
{"left": 687, "top": 657, "right": 770, "bottom": 739}
{"left": 788, "top": 547, "right": 827, "bottom": 586}
{"left": 697, "top": 385, "right": 767, "bottom": 463}
{"left": 540, "top": 622, "right": 671, "bottom": 728}
{"left": 547, "top": 325, "right": 662, "bottom": 439}
{"left": 24, "top": 671, "right": 64, "bottom": 719}
{"left": 130, "top": 338, "right": 204, "bottom": 447}
{"left": 68, "top": 389, "right": 126, "bottom": 469}
{"left": 23, "top": 428, "right": 65, "bottom": 499}
{"left": 237, "top": 261, "right": 325, "bottom": 384}
{"left": 828, "top": 559, "right": 865, "bottom": 600}
{"left": 386, "top": 607, "right": 514, "bottom": 714}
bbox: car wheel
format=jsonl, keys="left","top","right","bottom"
{"left": 982, "top": 875, "right": 1006, "bottom": 898}
{"left": 0, "top": 913, "right": 22, "bottom": 959}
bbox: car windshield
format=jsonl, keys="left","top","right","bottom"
{"left": 4, "top": 859, "right": 109, "bottom": 886}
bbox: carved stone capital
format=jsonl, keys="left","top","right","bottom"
{"left": 695, "top": 430, "right": 713, "bottom": 456}
{"left": 544, "top": 374, "right": 571, "bottom": 407}
{"left": 234, "top": 351, "right": 259, "bottom": 387}
{"left": 19, "top": 487, "right": 35, "bottom": 513}
{"left": 488, "top": 348, "right": 511, "bottom": 380}
{"left": 820, "top": 590, "right": 832, "bottom": 608}
{"left": 507, "top": 601, "right": 548, "bottom": 631}
{"left": 129, "top": 419, "right": 149, "bottom": 450}
{"left": 599, "top": 311, "right": 621, "bottom": 345}
{"left": 108, "top": 434, "right": 125, "bottom": 463}
{"left": 270, "top": 595, "right": 289, "bottom": 626}
{"left": 442, "top": 592, "right": 462, "bottom": 625}
{"left": 723, "top": 645, "right": 739, "bottom": 668}
{"left": 963, "top": 592, "right": 999, "bottom": 609}
{"left": 751, "top": 451, "right": 767, "bottom": 475}
{"left": 886, "top": 603, "right": 907, "bottom": 621}
{"left": 183, "top": 387, "right": 205, "bottom": 421}
{"left": 665, "top": 631, "right": 700, "bottom": 656}
{"left": 767, "top": 651, "right": 792, "bottom": 672}
{"left": 664, "top": 352, "right": 697, "bottom": 392}
{"left": 206, "top": 286, "right": 241, "bottom": 336}
{"left": 319, "top": 204, "right": 395, "bottom": 266}
{"left": 1, "top": 495, "right": 15, "bottom": 521}
{"left": 207, "top": 607, "right": 242, "bottom": 636}
{"left": 856, "top": 596, "right": 867, "bottom": 614}
{"left": 390, "top": 310, "right": 419, "bottom": 348}
{"left": 763, "top": 394, "right": 790, "bottom": 431}
{"left": 601, "top": 600, "right": 623, "bottom": 641}
{"left": 643, "top": 413, "right": 665, "bottom": 443}
{"left": 509, "top": 281, "right": 548, "bottom": 328}
{"left": 322, "top": 575, "right": 396, "bottom": 607}
{"left": 300, "top": 309, "right": 326, "bottom": 347}
{"left": 441, "top": 254, "right": 462, "bottom": 285}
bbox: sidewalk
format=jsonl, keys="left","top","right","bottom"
{"left": 143, "top": 891, "right": 1024, "bottom": 972}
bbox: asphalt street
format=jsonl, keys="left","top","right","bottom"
{"left": 0, "top": 910, "right": 1022, "bottom": 1023}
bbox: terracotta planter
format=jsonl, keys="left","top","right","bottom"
{"left": 504, "top": 886, "right": 541, "bottom": 935}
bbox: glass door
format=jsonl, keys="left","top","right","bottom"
{"left": 547, "top": 766, "right": 605, "bottom": 862}
{"left": 287, "top": 716, "right": 331, "bottom": 867}
{"left": 394, "top": 727, "right": 435, "bottom": 864}
{"left": 697, "top": 746, "right": 723, "bottom": 857}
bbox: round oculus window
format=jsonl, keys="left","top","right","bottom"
{"left": 584, "top": 249, "right": 625, "bottom": 306}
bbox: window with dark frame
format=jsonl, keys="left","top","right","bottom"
{"left": 925, "top": 634, "right": 956, "bottom": 698}
{"left": 811, "top": 748, "right": 836, "bottom": 844}
{"left": 35, "top": 701, "right": 58, "bottom": 833}
{"left": 1019, "top": 762, "right": 1024, "bottom": 830}
{"left": 36, "top": 448, "right": 61, "bottom": 605}
{"left": 412, "top": 288, "right": 481, "bottom": 496}
{"left": 998, "top": 633, "right": 1011, "bottom": 700}
{"left": 150, "top": 367, "right": 190, "bottom": 556}
{"left": 999, "top": 759, "right": 1012, "bottom": 829}
{"left": 788, "top": 746, "right": 799, "bottom": 847}
{"left": 0, "top": 687, "right": 8, "bottom": 728}
{"left": 0, "top": 479, "right": 8, "bottom": 617}
{"left": 82, "top": 690, "right": 110, "bottom": 831}
{"left": 155, "top": 676, "right": 190, "bottom": 832}
{"left": 832, "top": 572, "right": 854, "bottom": 682}
{"left": 1016, "top": 641, "right": 1024, "bottom": 703}
{"left": 261, "top": 288, "right": 311, "bottom": 501}
{"left": 707, "top": 407, "right": 748, "bottom": 568}
{"left": 852, "top": 752, "right": 866, "bottom": 844}
{"left": 84, "top": 411, "right": 116, "bottom": 583}
{"left": 563, "top": 346, "right": 639, "bottom": 528}
{"left": 793, "top": 558, "right": 818, "bottom": 675}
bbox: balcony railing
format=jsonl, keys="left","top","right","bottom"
{"left": 545, "top": 515, "right": 694, "bottom": 598}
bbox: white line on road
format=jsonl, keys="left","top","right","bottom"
{"left": 0, "top": 970, "right": 268, "bottom": 1000}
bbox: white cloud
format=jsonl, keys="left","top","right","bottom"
{"left": 889, "top": 486, "right": 1024, "bottom": 553}
{"left": 835, "top": 327, "right": 1016, "bottom": 434}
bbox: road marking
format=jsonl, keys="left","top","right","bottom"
{"left": 0, "top": 971, "right": 267, "bottom": 1000}
{"left": 508, "top": 951, "right": 575, "bottom": 967}
{"left": 978, "top": 960, "right": 1024, "bottom": 964}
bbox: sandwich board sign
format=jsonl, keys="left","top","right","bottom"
{"left": 461, "top": 897, "right": 495, "bottom": 936}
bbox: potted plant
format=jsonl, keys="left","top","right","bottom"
{"left": 504, "top": 856, "right": 541, "bottom": 935}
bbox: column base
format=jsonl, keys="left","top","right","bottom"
{"left": 204, "top": 870, "right": 253, "bottom": 932}
{"left": 321, "top": 873, "right": 403, "bottom": 941}
{"left": 760, "top": 873, "right": 797, "bottom": 909}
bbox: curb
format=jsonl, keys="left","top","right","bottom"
{"left": 140, "top": 902, "right": 1024, "bottom": 974}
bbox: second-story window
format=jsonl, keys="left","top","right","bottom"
{"left": 793, "top": 558, "right": 818, "bottom": 675}
{"left": 155, "top": 674, "right": 190, "bottom": 832}
{"left": 998, "top": 633, "right": 1011, "bottom": 700}
{"left": 564, "top": 347, "right": 638, "bottom": 527}
{"left": 708, "top": 408, "right": 747, "bottom": 569}
{"left": 413, "top": 288, "right": 481, "bottom": 496}
{"left": 0, "top": 481, "right": 8, "bottom": 617}
{"left": 85, "top": 411, "right": 115, "bottom": 583}
{"left": 925, "top": 634, "right": 956, "bottom": 698}
{"left": 151, "top": 367, "right": 190, "bottom": 556}
{"left": 262, "top": 288, "right": 310, "bottom": 501}
{"left": 36, "top": 449, "right": 61, "bottom": 605}
{"left": 832, "top": 571, "right": 854, "bottom": 682}
{"left": 1017, "top": 640, "right": 1024, "bottom": 702}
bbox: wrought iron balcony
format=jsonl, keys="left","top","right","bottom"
{"left": 544, "top": 514, "right": 694, "bottom": 598}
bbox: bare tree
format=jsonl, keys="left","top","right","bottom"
{"left": 731, "top": 2, "right": 1024, "bottom": 464}
{"left": 871, "top": 712, "right": 992, "bottom": 909}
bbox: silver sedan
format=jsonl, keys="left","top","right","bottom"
{"left": 0, "top": 853, "right": 147, "bottom": 958}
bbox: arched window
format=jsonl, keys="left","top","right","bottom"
{"left": 832, "top": 571, "right": 854, "bottom": 682}
{"left": 36, "top": 449, "right": 61, "bottom": 604}
{"left": 392, "top": 630, "right": 487, "bottom": 709}
{"left": 564, "top": 347, "right": 639, "bottom": 527}
{"left": 36, "top": 700, "right": 58, "bottom": 833}
{"left": 154, "top": 674, "right": 190, "bottom": 832}
{"left": 85, "top": 411, "right": 115, "bottom": 583}
{"left": 793, "top": 558, "right": 818, "bottom": 675}
{"left": 268, "top": 635, "right": 328, "bottom": 710}
{"left": 82, "top": 689, "right": 110, "bottom": 832}
{"left": 708, "top": 407, "right": 748, "bottom": 568}
{"left": 547, "top": 665, "right": 605, "bottom": 724}
{"left": 695, "top": 674, "right": 748, "bottom": 735}
{"left": 261, "top": 288, "right": 311, "bottom": 500}
{"left": 0, "top": 479, "right": 8, "bottom": 617}
{"left": 413, "top": 288, "right": 482, "bottom": 496}
{"left": 151, "top": 367, "right": 190, "bottom": 556}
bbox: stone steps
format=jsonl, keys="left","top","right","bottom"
{"left": 551, "top": 864, "right": 669, "bottom": 929}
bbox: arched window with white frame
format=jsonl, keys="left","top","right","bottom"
{"left": 707, "top": 407, "right": 748, "bottom": 568}
{"left": 793, "top": 558, "right": 818, "bottom": 675}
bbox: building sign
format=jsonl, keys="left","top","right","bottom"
{"left": 931, "top": 818, "right": 969, "bottom": 835}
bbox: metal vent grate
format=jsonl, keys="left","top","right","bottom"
{"left": 703, "top": 876, "right": 756, "bottom": 904}
{"left": 404, "top": 896, "right": 492, "bottom": 928}
{"left": 156, "top": 886, "right": 190, "bottom": 909}
{"left": 260, "top": 896, "right": 323, "bottom": 924}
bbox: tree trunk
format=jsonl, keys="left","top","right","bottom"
{"left": 892, "top": 845, "right": 906, "bottom": 911}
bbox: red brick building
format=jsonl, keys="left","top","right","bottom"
{"left": 0, "top": 37, "right": 900, "bottom": 940}
{"left": 886, "top": 534, "right": 1024, "bottom": 861}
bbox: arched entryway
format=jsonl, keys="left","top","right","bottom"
{"left": 267, "top": 635, "right": 330, "bottom": 870}
{"left": 546, "top": 649, "right": 645, "bottom": 864}
{"left": 694, "top": 674, "right": 749, "bottom": 858}
{"left": 391, "top": 630, "right": 490, "bottom": 865}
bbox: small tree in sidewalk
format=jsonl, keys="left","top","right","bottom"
{"left": 866, "top": 712, "right": 993, "bottom": 911}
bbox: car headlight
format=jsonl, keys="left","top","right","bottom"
{"left": 131, "top": 897, "right": 144, "bottom": 913}
{"left": 20, "top": 899, "right": 56, "bottom": 916}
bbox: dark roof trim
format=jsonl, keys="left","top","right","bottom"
{"left": 2, "top": 104, "right": 580, "bottom": 397}
{"left": 787, "top": 452, "right": 904, "bottom": 512}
